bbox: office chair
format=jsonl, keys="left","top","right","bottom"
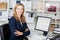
{"left": 1, "top": 23, "right": 10, "bottom": 40}
{"left": 1, "top": 23, "right": 28, "bottom": 40}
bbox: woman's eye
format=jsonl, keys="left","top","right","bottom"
{"left": 21, "top": 9, "right": 23, "bottom": 10}
{"left": 17, "top": 8, "right": 19, "bottom": 10}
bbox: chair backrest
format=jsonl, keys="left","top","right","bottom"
{"left": 2, "top": 23, "right": 10, "bottom": 40}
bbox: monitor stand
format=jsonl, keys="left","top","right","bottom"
{"left": 43, "top": 31, "right": 48, "bottom": 36}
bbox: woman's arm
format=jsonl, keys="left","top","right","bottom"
{"left": 22, "top": 22, "right": 30, "bottom": 36}
{"left": 14, "top": 22, "right": 30, "bottom": 36}
{"left": 9, "top": 18, "right": 17, "bottom": 37}
{"left": 14, "top": 30, "right": 23, "bottom": 36}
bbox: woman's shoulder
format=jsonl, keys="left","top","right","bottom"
{"left": 9, "top": 16, "right": 16, "bottom": 21}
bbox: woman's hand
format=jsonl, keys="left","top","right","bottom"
{"left": 25, "top": 28, "right": 29, "bottom": 32}
{"left": 14, "top": 30, "right": 23, "bottom": 36}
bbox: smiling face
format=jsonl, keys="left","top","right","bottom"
{"left": 14, "top": 4, "right": 25, "bottom": 21}
{"left": 16, "top": 5, "right": 24, "bottom": 17}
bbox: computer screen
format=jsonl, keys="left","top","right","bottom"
{"left": 35, "top": 16, "right": 52, "bottom": 32}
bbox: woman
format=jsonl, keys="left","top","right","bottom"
{"left": 9, "top": 3, "right": 30, "bottom": 40}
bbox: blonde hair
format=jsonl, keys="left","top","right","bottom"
{"left": 13, "top": 3, "right": 25, "bottom": 22}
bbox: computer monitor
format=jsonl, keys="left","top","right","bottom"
{"left": 35, "top": 16, "right": 52, "bottom": 33}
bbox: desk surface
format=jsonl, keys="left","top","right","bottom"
{"left": 28, "top": 34, "right": 47, "bottom": 40}
{"left": 54, "top": 28, "right": 60, "bottom": 31}
{"left": 53, "top": 28, "right": 60, "bottom": 34}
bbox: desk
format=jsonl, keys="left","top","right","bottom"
{"left": 53, "top": 28, "right": 60, "bottom": 34}
{"left": 27, "top": 30, "right": 50, "bottom": 40}
{"left": 27, "top": 23, "right": 50, "bottom": 40}
{"left": 28, "top": 34, "right": 47, "bottom": 40}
